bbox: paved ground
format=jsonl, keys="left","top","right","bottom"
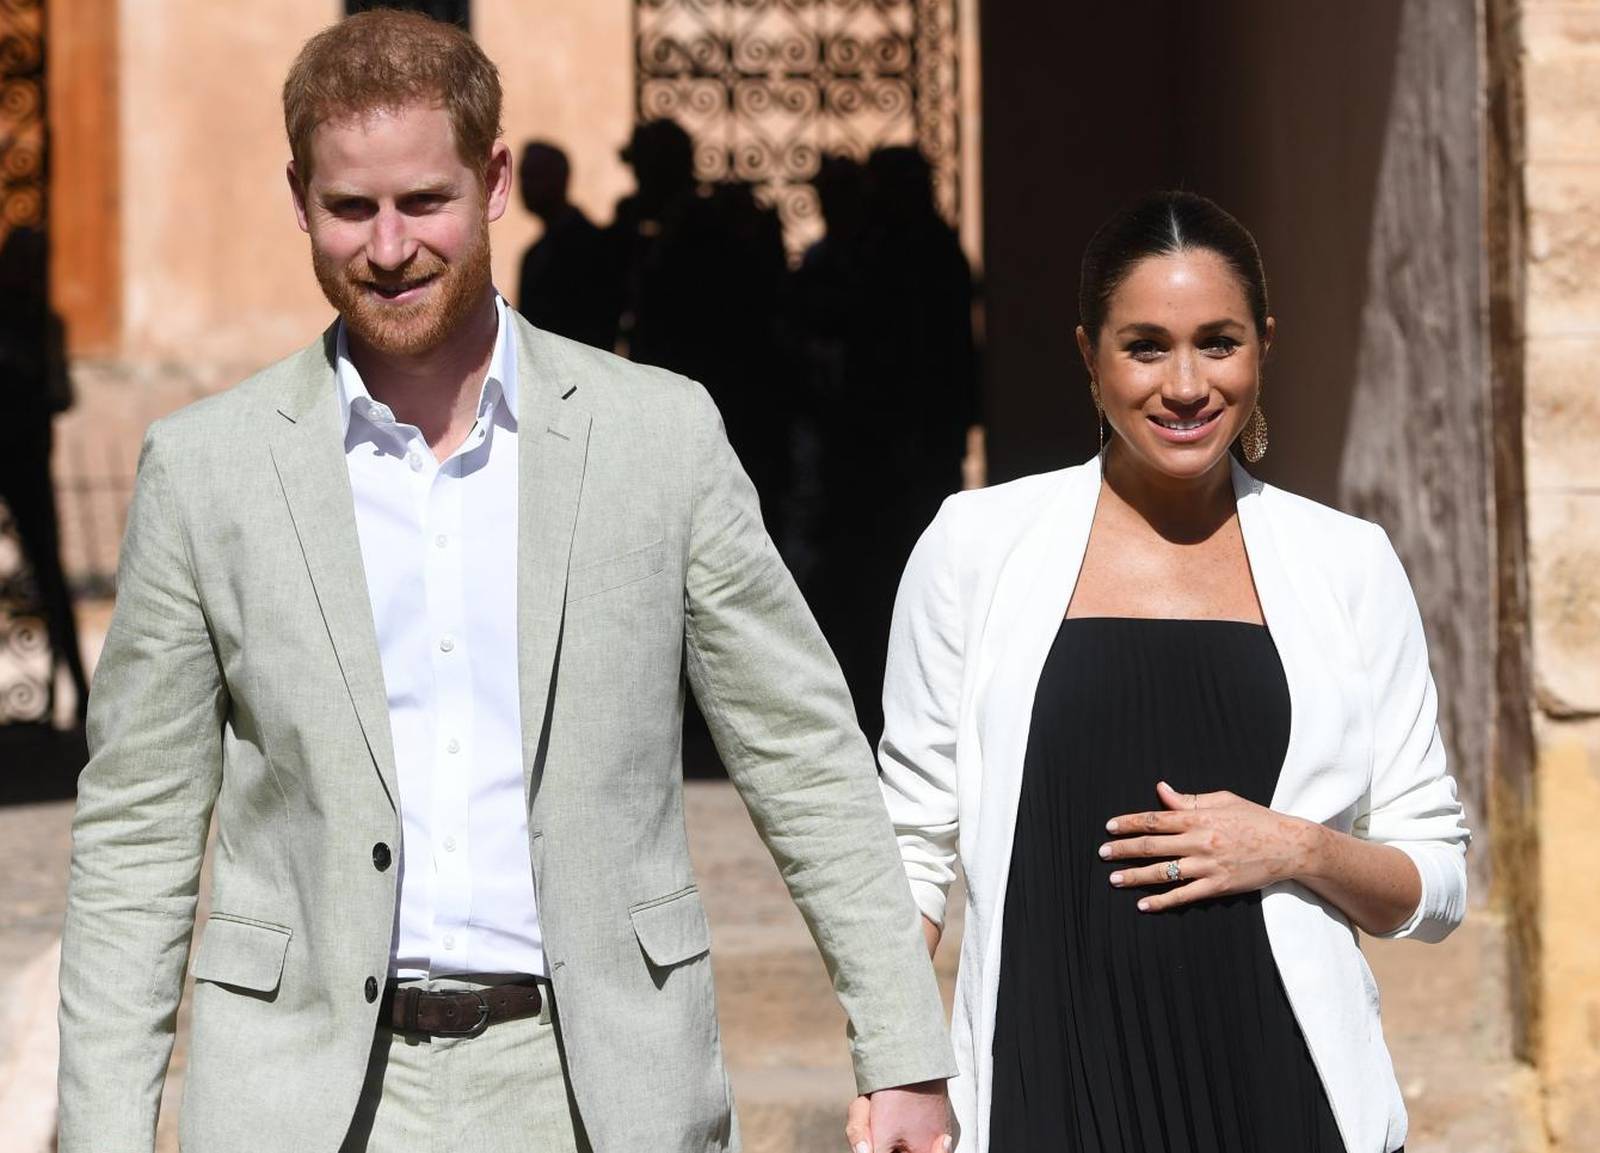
{"left": 0, "top": 776, "right": 1539, "bottom": 1153}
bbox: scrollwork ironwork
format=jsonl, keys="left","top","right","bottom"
{"left": 635, "top": 0, "right": 960, "bottom": 255}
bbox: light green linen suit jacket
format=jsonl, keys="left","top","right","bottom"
{"left": 57, "top": 315, "right": 954, "bottom": 1152}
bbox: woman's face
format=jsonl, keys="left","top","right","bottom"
{"left": 1077, "top": 248, "right": 1273, "bottom": 483}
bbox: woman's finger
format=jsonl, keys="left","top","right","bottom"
{"left": 1136, "top": 875, "right": 1221, "bottom": 912}
{"left": 1108, "top": 856, "right": 1209, "bottom": 891}
{"left": 1104, "top": 809, "right": 1191, "bottom": 836}
{"left": 845, "top": 1094, "right": 872, "bottom": 1153}
{"left": 1099, "top": 832, "right": 1194, "bottom": 861}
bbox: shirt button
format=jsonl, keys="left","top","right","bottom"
{"left": 443, "top": 835, "right": 457, "bottom": 853}
{"left": 446, "top": 738, "right": 460, "bottom": 754}
{"left": 434, "top": 534, "right": 448, "bottom": 549}
{"left": 442, "top": 933, "right": 456, "bottom": 951}
{"left": 371, "top": 842, "right": 392, "bottom": 871}
{"left": 439, "top": 635, "right": 455, "bottom": 653}
{"left": 408, "top": 452, "right": 424, "bottom": 472}
{"left": 364, "top": 976, "right": 379, "bottom": 1003}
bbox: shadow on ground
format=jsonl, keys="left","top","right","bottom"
{"left": 0, "top": 724, "right": 84, "bottom": 806}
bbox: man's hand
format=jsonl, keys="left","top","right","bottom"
{"left": 845, "top": 1080, "right": 951, "bottom": 1153}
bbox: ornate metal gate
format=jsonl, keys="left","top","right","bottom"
{"left": 0, "top": 0, "right": 49, "bottom": 723}
{"left": 634, "top": 0, "right": 960, "bottom": 254}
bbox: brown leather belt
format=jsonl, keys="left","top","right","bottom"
{"left": 380, "top": 979, "right": 543, "bottom": 1038}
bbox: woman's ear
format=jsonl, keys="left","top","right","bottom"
{"left": 1261, "top": 315, "right": 1276, "bottom": 364}
{"left": 1075, "top": 325, "right": 1095, "bottom": 380}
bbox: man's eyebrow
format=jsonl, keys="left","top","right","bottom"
{"left": 318, "top": 181, "right": 457, "bottom": 201}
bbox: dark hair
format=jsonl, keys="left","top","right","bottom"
{"left": 1078, "top": 190, "right": 1269, "bottom": 344}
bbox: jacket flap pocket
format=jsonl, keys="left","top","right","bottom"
{"left": 191, "top": 915, "right": 292, "bottom": 993}
{"left": 629, "top": 887, "right": 710, "bottom": 968}
{"left": 568, "top": 538, "right": 666, "bottom": 603}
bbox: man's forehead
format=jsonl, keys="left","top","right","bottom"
{"left": 305, "top": 102, "right": 463, "bottom": 183}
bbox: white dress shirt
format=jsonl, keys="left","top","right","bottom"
{"left": 337, "top": 295, "right": 544, "bottom": 979}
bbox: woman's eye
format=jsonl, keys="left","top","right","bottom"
{"left": 1203, "top": 336, "right": 1241, "bottom": 355}
{"left": 1126, "top": 340, "right": 1162, "bottom": 360}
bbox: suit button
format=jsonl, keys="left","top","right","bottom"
{"left": 364, "top": 976, "right": 379, "bottom": 1003}
{"left": 372, "top": 842, "right": 392, "bottom": 871}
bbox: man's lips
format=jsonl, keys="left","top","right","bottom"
{"left": 361, "top": 274, "right": 439, "bottom": 302}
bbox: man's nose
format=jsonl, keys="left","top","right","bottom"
{"left": 366, "top": 207, "right": 416, "bottom": 271}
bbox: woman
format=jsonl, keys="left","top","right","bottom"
{"left": 875, "top": 191, "right": 1469, "bottom": 1152}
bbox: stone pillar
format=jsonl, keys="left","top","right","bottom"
{"left": 1489, "top": 1, "right": 1600, "bottom": 1144}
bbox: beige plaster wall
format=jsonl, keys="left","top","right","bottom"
{"left": 117, "top": 0, "right": 333, "bottom": 369}
{"left": 114, "top": 0, "right": 640, "bottom": 373}
{"left": 1518, "top": 2, "right": 1600, "bottom": 1145}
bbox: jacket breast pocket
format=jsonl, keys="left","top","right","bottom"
{"left": 568, "top": 538, "right": 666, "bottom": 604}
{"left": 629, "top": 886, "right": 711, "bottom": 969}
{"left": 191, "top": 913, "right": 292, "bottom": 994}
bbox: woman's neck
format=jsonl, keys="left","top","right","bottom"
{"left": 1100, "top": 441, "right": 1237, "bottom": 545}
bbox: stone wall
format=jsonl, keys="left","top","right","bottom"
{"left": 1502, "top": 1, "right": 1600, "bottom": 1145}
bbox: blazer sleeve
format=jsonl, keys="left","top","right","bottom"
{"left": 57, "top": 426, "right": 227, "bottom": 1152}
{"left": 680, "top": 386, "right": 955, "bottom": 1094}
{"left": 878, "top": 501, "right": 964, "bottom": 928}
{"left": 1349, "top": 522, "right": 1470, "bottom": 942}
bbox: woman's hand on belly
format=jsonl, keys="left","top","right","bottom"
{"left": 1099, "top": 780, "right": 1424, "bottom": 933}
{"left": 1098, "top": 780, "right": 1323, "bottom": 912}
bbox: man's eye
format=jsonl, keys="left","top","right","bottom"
{"left": 328, "top": 200, "right": 373, "bottom": 219}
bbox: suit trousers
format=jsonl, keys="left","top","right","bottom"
{"left": 338, "top": 975, "right": 589, "bottom": 1153}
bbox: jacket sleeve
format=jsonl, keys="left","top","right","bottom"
{"left": 877, "top": 502, "right": 963, "bottom": 928}
{"left": 57, "top": 426, "right": 226, "bottom": 1151}
{"left": 680, "top": 386, "right": 955, "bottom": 1094}
{"left": 1349, "top": 522, "right": 1470, "bottom": 942}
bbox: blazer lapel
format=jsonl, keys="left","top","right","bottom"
{"left": 1232, "top": 459, "right": 1352, "bottom": 817}
{"left": 971, "top": 458, "right": 1103, "bottom": 888}
{"left": 512, "top": 320, "right": 593, "bottom": 803}
{"left": 268, "top": 328, "right": 399, "bottom": 809}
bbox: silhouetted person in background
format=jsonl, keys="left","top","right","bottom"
{"left": 516, "top": 140, "right": 616, "bottom": 351}
{"left": 0, "top": 227, "right": 90, "bottom": 727}
{"left": 611, "top": 119, "right": 792, "bottom": 539}
{"left": 797, "top": 146, "right": 977, "bottom": 747}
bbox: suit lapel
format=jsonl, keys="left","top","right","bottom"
{"left": 512, "top": 319, "right": 593, "bottom": 803}
{"left": 267, "top": 328, "right": 399, "bottom": 809}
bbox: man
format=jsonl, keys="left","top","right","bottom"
{"left": 57, "top": 12, "right": 952, "bottom": 1153}
{"left": 515, "top": 140, "right": 616, "bottom": 352}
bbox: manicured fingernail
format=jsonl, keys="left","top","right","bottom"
{"left": 856, "top": 1143, "right": 870, "bottom": 1153}
{"left": 1097, "top": 843, "right": 1111, "bottom": 859}
{"left": 1137, "top": 899, "right": 1150, "bottom": 912}
{"left": 1105, "top": 819, "right": 1119, "bottom": 833}
{"left": 1109, "top": 872, "right": 1123, "bottom": 886}
{"left": 943, "top": 1138, "right": 954, "bottom": 1152}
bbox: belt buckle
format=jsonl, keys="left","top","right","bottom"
{"left": 433, "top": 989, "right": 491, "bottom": 1038}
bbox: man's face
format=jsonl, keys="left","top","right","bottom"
{"left": 290, "top": 103, "right": 511, "bottom": 358}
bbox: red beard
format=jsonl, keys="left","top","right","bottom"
{"left": 312, "top": 217, "right": 492, "bottom": 358}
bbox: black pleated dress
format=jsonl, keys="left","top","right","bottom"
{"left": 989, "top": 618, "right": 1348, "bottom": 1152}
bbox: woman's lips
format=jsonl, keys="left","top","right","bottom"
{"left": 1147, "top": 409, "right": 1223, "bottom": 444}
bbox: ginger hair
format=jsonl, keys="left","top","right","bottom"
{"left": 283, "top": 9, "right": 502, "bottom": 182}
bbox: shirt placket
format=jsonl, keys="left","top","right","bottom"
{"left": 417, "top": 431, "right": 474, "bottom": 973}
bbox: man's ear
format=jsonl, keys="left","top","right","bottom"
{"left": 288, "top": 162, "right": 311, "bottom": 234}
{"left": 483, "top": 141, "right": 513, "bottom": 225}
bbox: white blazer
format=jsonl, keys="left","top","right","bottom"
{"left": 879, "top": 455, "right": 1469, "bottom": 1153}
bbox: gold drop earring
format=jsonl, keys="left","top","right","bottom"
{"left": 1089, "top": 379, "right": 1105, "bottom": 451}
{"left": 1241, "top": 389, "right": 1269, "bottom": 464}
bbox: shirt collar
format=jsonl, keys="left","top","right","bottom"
{"left": 336, "top": 292, "right": 519, "bottom": 440}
